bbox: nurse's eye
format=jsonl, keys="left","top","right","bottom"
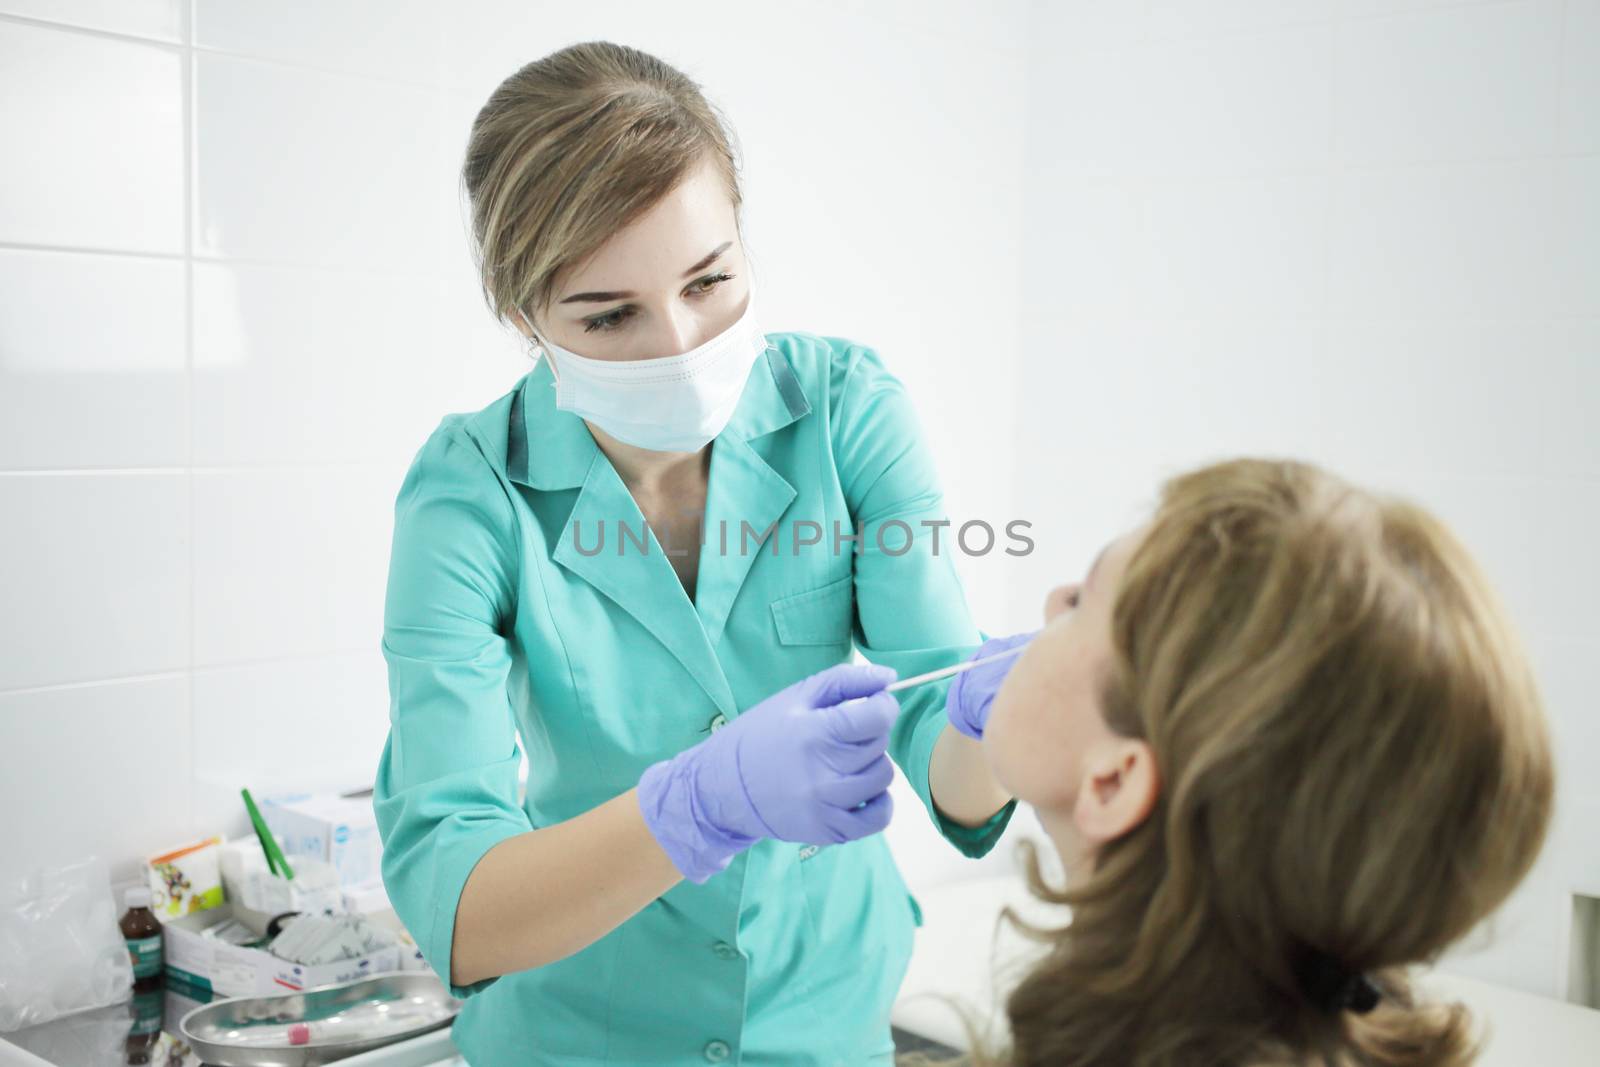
{"left": 582, "top": 305, "right": 636, "bottom": 333}
{"left": 685, "top": 271, "right": 734, "bottom": 297}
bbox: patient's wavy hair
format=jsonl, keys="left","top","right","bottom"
{"left": 976, "top": 459, "right": 1552, "bottom": 1067}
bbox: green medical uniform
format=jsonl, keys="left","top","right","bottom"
{"left": 374, "top": 332, "right": 1015, "bottom": 1065}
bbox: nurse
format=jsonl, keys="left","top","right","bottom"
{"left": 374, "top": 41, "right": 1023, "bottom": 1066}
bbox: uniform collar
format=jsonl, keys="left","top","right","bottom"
{"left": 506, "top": 356, "right": 591, "bottom": 490}
{"left": 506, "top": 339, "right": 811, "bottom": 490}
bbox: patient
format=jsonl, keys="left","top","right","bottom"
{"left": 971, "top": 458, "right": 1554, "bottom": 1067}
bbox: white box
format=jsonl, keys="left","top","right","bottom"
{"left": 163, "top": 903, "right": 274, "bottom": 998}
{"left": 219, "top": 840, "right": 344, "bottom": 916}
{"left": 265, "top": 947, "right": 401, "bottom": 992}
{"left": 162, "top": 903, "right": 402, "bottom": 997}
{"left": 262, "top": 793, "right": 382, "bottom": 888}
{"left": 341, "top": 880, "right": 392, "bottom": 915}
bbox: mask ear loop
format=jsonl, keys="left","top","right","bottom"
{"left": 518, "top": 305, "right": 559, "bottom": 383}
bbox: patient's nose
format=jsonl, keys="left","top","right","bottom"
{"left": 1044, "top": 583, "right": 1081, "bottom": 622}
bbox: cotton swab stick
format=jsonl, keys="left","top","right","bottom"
{"left": 884, "top": 644, "right": 1028, "bottom": 693}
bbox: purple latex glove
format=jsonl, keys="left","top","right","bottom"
{"left": 945, "top": 631, "right": 1037, "bottom": 740}
{"left": 637, "top": 663, "right": 901, "bottom": 883}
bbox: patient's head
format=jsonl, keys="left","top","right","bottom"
{"left": 984, "top": 520, "right": 1150, "bottom": 862}
{"left": 985, "top": 458, "right": 1554, "bottom": 1067}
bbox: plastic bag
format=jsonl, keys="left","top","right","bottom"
{"left": 0, "top": 856, "right": 133, "bottom": 1031}
{"left": 0, "top": 999, "right": 132, "bottom": 1061}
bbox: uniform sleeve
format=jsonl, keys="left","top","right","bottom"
{"left": 828, "top": 341, "right": 1017, "bottom": 858}
{"left": 372, "top": 424, "right": 532, "bottom": 999}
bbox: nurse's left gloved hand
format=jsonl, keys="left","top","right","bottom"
{"left": 945, "top": 631, "right": 1037, "bottom": 740}
{"left": 637, "top": 663, "right": 901, "bottom": 884}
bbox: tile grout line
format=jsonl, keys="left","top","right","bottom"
{"left": 0, "top": 670, "right": 191, "bottom": 700}
{"left": 0, "top": 240, "right": 464, "bottom": 284}
{"left": 0, "top": 240, "right": 185, "bottom": 261}
{"left": 187, "top": 40, "right": 452, "bottom": 94}
{"left": 0, "top": 11, "right": 182, "bottom": 50}
{"left": 0, "top": 12, "right": 452, "bottom": 95}
{"left": 0, "top": 647, "right": 382, "bottom": 700}
{"left": 184, "top": 0, "right": 198, "bottom": 838}
{"left": 0, "top": 461, "right": 406, "bottom": 477}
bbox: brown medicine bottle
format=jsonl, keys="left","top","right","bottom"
{"left": 119, "top": 887, "right": 163, "bottom": 992}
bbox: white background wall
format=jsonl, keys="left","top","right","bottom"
{"left": 1010, "top": 0, "right": 1600, "bottom": 999}
{"left": 0, "top": 0, "right": 1592, "bottom": 1003}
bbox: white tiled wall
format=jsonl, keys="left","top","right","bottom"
{"left": 1, "top": 0, "right": 1592, "bottom": 1004}
{"left": 0, "top": 2, "right": 1028, "bottom": 897}
{"left": 1012, "top": 0, "right": 1599, "bottom": 998}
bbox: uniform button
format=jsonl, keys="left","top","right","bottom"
{"left": 709, "top": 713, "right": 728, "bottom": 733}
{"left": 712, "top": 941, "right": 739, "bottom": 960}
{"left": 703, "top": 1040, "right": 731, "bottom": 1062}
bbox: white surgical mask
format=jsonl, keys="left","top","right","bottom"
{"left": 528, "top": 291, "right": 769, "bottom": 453}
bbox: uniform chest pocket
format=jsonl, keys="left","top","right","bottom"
{"left": 770, "top": 572, "right": 855, "bottom": 646}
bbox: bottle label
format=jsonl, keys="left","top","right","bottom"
{"left": 130, "top": 988, "right": 163, "bottom": 1034}
{"left": 126, "top": 935, "right": 162, "bottom": 979}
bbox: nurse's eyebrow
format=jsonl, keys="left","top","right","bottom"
{"left": 557, "top": 242, "right": 734, "bottom": 304}
{"left": 681, "top": 241, "right": 732, "bottom": 278}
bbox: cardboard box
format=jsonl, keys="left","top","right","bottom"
{"left": 262, "top": 793, "right": 382, "bottom": 888}
{"left": 161, "top": 903, "right": 400, "bottom": 997}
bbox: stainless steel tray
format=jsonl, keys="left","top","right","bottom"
{"left": 178, "top": 972, "right": 462, "bottom": 1067}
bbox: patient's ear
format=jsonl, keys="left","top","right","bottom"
{"left": 1073, "top": 738, "right": 1160, "bottom": 844}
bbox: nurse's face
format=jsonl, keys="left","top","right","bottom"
{"left": 519, "top": 155, "right": 750, "bottom": 362}
{"left": 982, "top": 525, "right": 1159, "bottom": 874}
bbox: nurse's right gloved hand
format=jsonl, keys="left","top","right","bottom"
{"left": 636, "top": 663, "right": 900, "bottom": 884}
